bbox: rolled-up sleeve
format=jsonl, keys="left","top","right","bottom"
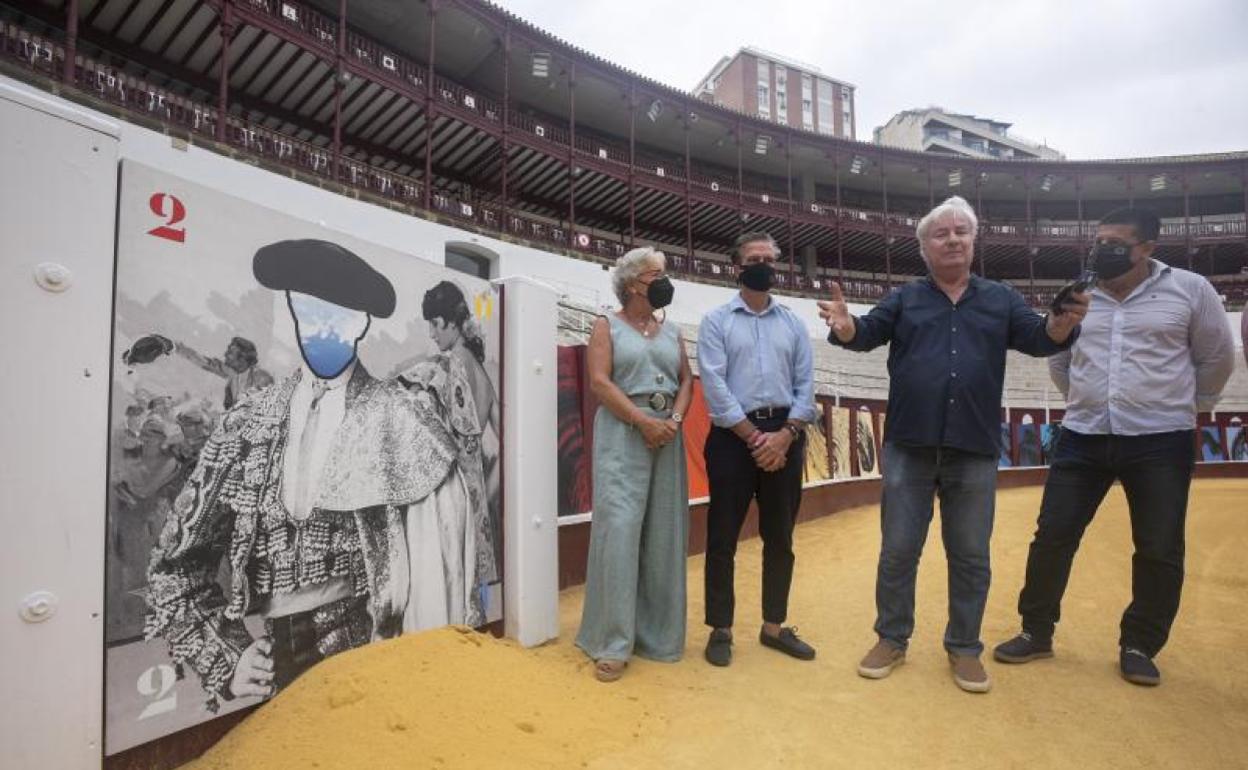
{"left": 697, "top": 310, "right": 746, "bottom": 427}
{"left": 1190, "top": 279, "right": 1235, "bottom": 411}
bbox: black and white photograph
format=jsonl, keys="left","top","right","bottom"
{"left": 104, "top": 161, "right": 502, "bottom": 754}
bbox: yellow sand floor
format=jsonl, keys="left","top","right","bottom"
{"left": 189, "top": 479, "right": 1248, "bottom": 770}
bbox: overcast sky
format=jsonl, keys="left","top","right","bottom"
{"left": 497, "top": 0, "right": 1248, "bottom": 160}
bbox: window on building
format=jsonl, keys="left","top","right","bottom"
{"left": 445, "top": 241, "right": 496, "bottom": 279}
{"left": 801, "top": 73, "right": 814, "bottom": 130}
{"left": 775, "top": 65, "right": 787, "bottom": 122}
{"left": 817, "top": 79, "right": 834, "bottom": 135}
{"left": 757, "top": 60, "right": 771, "bottom": 117}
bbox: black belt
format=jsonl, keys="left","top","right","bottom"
{"left": 746, "top": 406, "right": 789, "bottom": 421}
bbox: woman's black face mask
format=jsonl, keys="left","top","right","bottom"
{"left": 644, "top": 275, "right": 675, "bottom": 309}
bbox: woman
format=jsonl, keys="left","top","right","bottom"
{"left": 576, "top": 247, "right": 693, "bottom": 682}
{"left": 399, "top": 281, "right": 499, "bottom": 630}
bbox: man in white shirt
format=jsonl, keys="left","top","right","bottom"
{"left": 994, "top": 208, "right": 1235, "bottom": 686}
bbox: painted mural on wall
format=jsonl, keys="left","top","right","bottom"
{"left": 1228, "top": 419, "right": 1247, "bottom": 461}
{"left": 829, "top": 406, "right": 852, "bottom": 480}
{"left": 855, "top": 406, "right": 880, "bottom": 478}
{"left": 104, "top": 161, "right": 502, "bottom": 754}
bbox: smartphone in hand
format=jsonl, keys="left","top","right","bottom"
{"left": 1051, "top": 270, "right": 1097, "bottom": 316}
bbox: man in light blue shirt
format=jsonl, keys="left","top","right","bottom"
{"left": 697, "top": 232, "right": 819, "bottom": 667}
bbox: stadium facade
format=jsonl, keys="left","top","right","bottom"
{"left": 2, "top": 0, "right": 1246, "bottom": 308}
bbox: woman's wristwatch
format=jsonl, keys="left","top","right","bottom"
{"left": 671, "top": 412, "right": 683, "bottom": 424}
{"left": 785, "top": 422, "right": 802, "bottom": 440}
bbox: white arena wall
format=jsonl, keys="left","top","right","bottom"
{"left": 1, "top": 73, "right": 1245, "bottom": 769}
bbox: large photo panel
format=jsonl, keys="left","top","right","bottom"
{"left": 105, "top": 161, "right": 501, "bottom": 753}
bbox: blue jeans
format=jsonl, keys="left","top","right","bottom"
{"left": 875, "top": 443, "right": 998, "bottom": 656}
{"left": 1017, "top": 430, "right": 1193, "bottom": 657}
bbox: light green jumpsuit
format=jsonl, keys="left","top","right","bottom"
{"left": 575, "top": 314, "right": 690, "bottom": 663}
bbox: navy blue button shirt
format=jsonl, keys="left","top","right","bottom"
{"left": 829, "top": 276, "right": 1078, "bottom": 457}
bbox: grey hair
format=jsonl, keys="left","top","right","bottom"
{"left": 612, "top": 247, "right": 666, "bottom": 305}
{"left": 916, "top": 196, "right": 978, "bottom": 261}
{"left": 732, "top": 231, "right": 779, "bottom": 262}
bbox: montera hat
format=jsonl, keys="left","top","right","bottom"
{"left": 253, "top": 239, "right": 396, "bottom": 318}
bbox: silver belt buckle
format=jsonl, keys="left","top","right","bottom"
{"left": 647, "top": 392, "right": 671, "bottom": 411}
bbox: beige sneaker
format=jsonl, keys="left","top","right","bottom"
{"left": 949, "top": 653, "right": 991, "bottom": 693}
{"left": 857, "top": 640, "right": 905, "bottom": 679}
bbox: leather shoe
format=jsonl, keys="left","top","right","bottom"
{"left": 759, "top": 626, "right": 816, "bottom": 661}
{"left": 705, "top": 628, "right": 732, "bottom": 667}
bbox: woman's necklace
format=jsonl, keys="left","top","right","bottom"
{"left": 623, "top": 312, "right": 655, "bottom": 337}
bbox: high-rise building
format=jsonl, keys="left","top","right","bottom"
{"left": 874, "top": 107, "right": 1064, "bottom": 160}
{"left": 694, "top": 47, "right": 856, "bottom": 139}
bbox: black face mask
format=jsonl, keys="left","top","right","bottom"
{"left": 1091, "top": 242, "right": 1135, "bottom": 280}
{"left": 645, "top": 276, "right": 675, "bottom": 309}
{"left": 739, "top": 262, "right": 776, "bottom": 292}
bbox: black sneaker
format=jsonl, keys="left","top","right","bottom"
{"left": 993, "top": 632, "right": 1054, "bottom": 664}
{"left": 760, "top": 626, "right": 816, "bottom": 661}
{"left": 1120, "top": 647, "right": 1161, "bottom": 686}
{"left": 705, "top": 628, "right": 733, "bottom": 667}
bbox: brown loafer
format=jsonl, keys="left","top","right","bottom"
{"left": 949, "top": 653, "right": 991, "bottom": 693}
{"left": 857, "top": 640, "right": 905, "bottom": 679}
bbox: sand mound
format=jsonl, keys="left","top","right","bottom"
{"left": 188, "top": 626, "right": 660, "bottom": 770}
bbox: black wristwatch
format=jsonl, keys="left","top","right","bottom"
{"left": 785, "top": 423, "right": 802, "bottom": 440}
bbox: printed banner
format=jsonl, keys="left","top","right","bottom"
{"left": 829, "top": 406, "right": 852, "bottom": 480}
{"left": 105, "top": 161, "right": 502, "bottom": 753}
{"left": 855, "top": 406, "right": 880, "bottom": 478}
{"left": 802, "top": 401, "right": 831, "bottom": 483}
{"left": 1017, "top": 414, "right": 1043, "bottom": 467}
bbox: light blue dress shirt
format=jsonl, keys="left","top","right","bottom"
{"left": 697, "top": 294, "right": 818, "bottom": 428}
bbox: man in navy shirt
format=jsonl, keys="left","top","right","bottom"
{"left": 818, "top": 196, "right": 1088, "bottom": 693}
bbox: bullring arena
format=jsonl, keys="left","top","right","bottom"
{"left": 1, "top": 1, "right": 1245, "bottom": 769}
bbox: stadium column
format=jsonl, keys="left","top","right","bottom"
{"left": 1025, "top": 172, "right": 1036, "bottom": 302}
{"left": 1243, "top": 162, "right": 1248, "bottom": 252}
{"left": 628, "top": 83, "right": 636, "bottom": 246}
{"left": 1183, "top": 169, "right": 1193, "bottom": 269}
{"left": 568, "top": 60, "right": 576, "bottom": 237}
{"left": 62, "top": 0, "right": 78, "bottom": 83}
{"left": 215, "top": 0, "right": 234, "bottom": 144}
{"left": 926, "top": 159, "right": 934, "bottom": 208}
{"left": 1075, "top": 173, "right": 1085, "bottom": 251}
{"left": 975, "top": 168, "right": 986, "bottom": 277}
{"left": 501, "top": 21, "right": 511, "bottom": 226}
{"left": 424, "top": 0, "right": 438, "bottom": 211}
{"left": 332, "top": 0, "right": 345, "bottom": 182}
{"left": 881, "top": 146, "right": 892, "bottom": 288}
{"left": 786, "top": 129, "right": 795, "bottom": 284}
{"left": 684, "top": 104, "right": 693, "bottom": 262}
{"left": 736, "top": 117, "right": 744, "bottom": 232}
{"left": 798, "top": 159, "right": 818, "bottom": 280}
{"left": 834, "top": 152, "right": 844, "bottom": 279}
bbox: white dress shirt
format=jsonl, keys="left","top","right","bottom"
{"left": 1050, "top": 260, "right": 1235, "bottom": 435}
{"left": 282, "top": 361, "right": 354, "bottom": 519}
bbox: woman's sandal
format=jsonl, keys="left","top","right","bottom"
{"left": 594, "top": 659, "right": 627, "bottom": 682}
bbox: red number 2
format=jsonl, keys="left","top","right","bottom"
{"left": 147, "top": 193, "right": 186, "bottom": 243}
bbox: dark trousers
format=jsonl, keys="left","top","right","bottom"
{"left": 1018, "top": 429, "right": 1194, "bottom": 657}
{"left": 704, "top": 419, "right": 805, "bottom": 629}
{"left": 266, "top": 595, "right": 372, "bottom": 691}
